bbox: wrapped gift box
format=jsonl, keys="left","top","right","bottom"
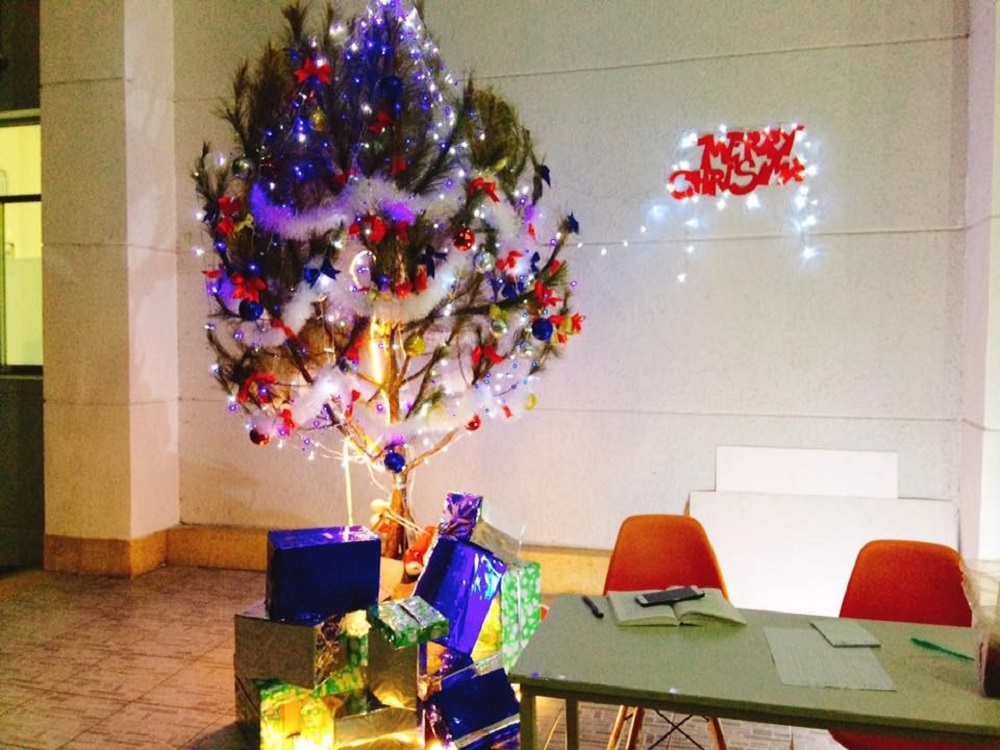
{"left": 499, "top": 559, "right": 542, "bottom": 671}
{"left": 414, "top": 535, "right": 506, "bottom": 656}
{"left": 236, "top": 673, "right": 368, "bottom": 747}
{"left": 368, "top": 626, "right": 418, "bottom": 711}
{"left": 368, "top": 596, "right": 449, "bottom": 649}
{"left": 424, "top": 666, "right": 520, "bottom": 749}
{"left": 438, "top": 493, "right": 523, "bottom": 562}
{"left": 335, "top": 702, "right": 420, "bottom": 748}
{"left": 266, "top": 526, "right": 380, "bottom": 624}
{"left": 235, "top": 602, "right": 344, "bottom": 688}
{"left": 418, "top": 642, "right": 504, "bottom": 702}
{"left": 367, "top": 596, "right": 448, "bottom": 710}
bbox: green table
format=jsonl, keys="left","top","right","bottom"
{"left": 509, "top": 595, "right": 1000, "bottom": 749}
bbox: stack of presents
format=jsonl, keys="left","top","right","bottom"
{"left": 235, "top": 493, "right": 543, "bottom": 749}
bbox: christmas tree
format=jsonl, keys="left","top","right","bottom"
{"left": 194, "top": 0, "right": 582, "bottom": 561}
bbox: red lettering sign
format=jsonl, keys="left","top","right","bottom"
{"left": 669, "top": 126, "right": 805, "bottom": 200}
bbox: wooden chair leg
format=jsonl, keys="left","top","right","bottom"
{"left": 624, "top": 707, "right": 646, "bottom": 750}
{"left": 606, "top": 705, "right": 629, "bottom": 750}
{"left": 708, "top": 716, "right": 728, "bottom": 750}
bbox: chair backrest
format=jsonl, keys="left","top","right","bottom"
{"left": 839, "top": 540, "right": 971, "bottom": 627}
{"left": 603, "top": 514, "right": 728, "bottom": 598}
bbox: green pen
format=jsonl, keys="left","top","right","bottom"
{"left": 910, "top": 636, "right": 975, "bottom": 661}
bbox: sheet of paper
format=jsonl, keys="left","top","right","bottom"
{"left": 765, "top": 627, "right": 896, "bottom": 691}
{"left": 810, "top": 619, "right": 881, "bottom": 647}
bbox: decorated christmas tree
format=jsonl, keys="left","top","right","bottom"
{"left": 194, "top": 0, "right": 582, "bottom": 561}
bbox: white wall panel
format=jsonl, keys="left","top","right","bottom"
{"left": 174, "top": 0, "right": 972, "bottom": 550}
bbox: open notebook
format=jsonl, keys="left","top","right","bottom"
{"left": 607, "top": 587, "right": 747, "bottom": 627}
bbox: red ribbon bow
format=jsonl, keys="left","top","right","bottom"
{"left": 276, "top": 409, "right": 297, "bottom": 437}
{"left": 230, "top": 273, "right": 266, "bottom": 303}
{"left": 345, "top": 389, "right": 362, "bottom": 419}
{"left": 496, "top": 250, "right": 523, "bottom": 272}
{"left": 390, "top": 156, "right": 408, "bottom": 176}
{"left": 472, "top": 345, "right": 505, "bottom": 368}
{"left": 534, "top": 280, "right": 560, "bottom": 308}
{"left": 349, "top": 214, "right": 388, "bottom": 243}
{"left": 294, "top": 57, "right": 332, "bottom": 84}
{"left": 368, "top": 109, "right": 395, "bottom": 134}
{"left": 468, "top": 177, "right": 500, "bottom": 203}
{"left": 215, "top": 196, "right": 242, "bottom": 236}
{"left": 237, "top": 373, "right": 277, "bottom": 405}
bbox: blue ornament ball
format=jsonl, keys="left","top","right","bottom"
{"left": 239, "top": 299, "right": 264, "bottom": 321}
{"left": 383, "top": 450, "right": 406, "bottom": 473}
{"left": 531, "top": 318, "right": 554, "bottom": 342}
{"left": 377, "top": 75, "right": 405, "bottom": 103}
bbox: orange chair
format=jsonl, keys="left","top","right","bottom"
{"left": 830, "top": 540, "right": 973, "bottom": 750}
{"left": 603, "top": 515, "right": 729, "bottom": 750}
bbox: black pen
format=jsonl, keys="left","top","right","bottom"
{"left": 582, "top": 595, "right": 604, "bottom": 619}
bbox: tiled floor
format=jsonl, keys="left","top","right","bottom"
{"left": 0, "top": 567, "right": 843, "bottom": 750}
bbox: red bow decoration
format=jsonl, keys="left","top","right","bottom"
{"left": 349, "top": 214, "right": 388, "bottom": 243}
{"left": 394, "top": 221, "right": 410, "bottom": 242}
{"left": 230, "top": 273, "right": 266, "bottom": 303}
{"left": 503, "top": 405, "right": 513, "bottom": 419}
{"left": 394, "top": 281, "right": 413, "bottom": 298}
{"left": 496, "top": 250, "right": 523, "bottom": 272}
{"left": 534, "top": 280, "right": 560, "bottom": 308}
{"left": 468, "top": 177, "right": 500, "bottom": 203}
{"left": 344, "top": 336, "right": 364, "bottom": 365}
{"left": 276, "top": 409, "right": 297, "bottom": 437}
{"left": 294, "top": 57, "right": 332, "bottom": 85}
{"left": 466, "top": 414, "right": 482, "bottom": 431}
{"left": 237, "top": 373, "right": 277, "bottom": 405}
{"left": 547, "top": 312, "right": 584, "bottom": 345}
{"left": 472, "top": 345, "right": 505, "bottom": 368}
{"left": 390, "top": 156, "right": 408, "bottom": 176}
{"left": 345, "top": 389, "right": 362, "bottom": 419}
{"left": 335, "top": 168, "right": 358, "bottom": 188}
{"left": 368, "top": 109, "right": 395, "bottom": 134}
{"left": 215, "top": 195, "right": 242, "bottom": 236}
{"left": 415, "top": 265, "right": 429, "bottom": 292}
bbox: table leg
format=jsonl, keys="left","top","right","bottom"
{"left": 566, "top": 698, "right": 580, "bottom": 750}
{"left": 520, "top": 688, "right": 537, "bottom": 750}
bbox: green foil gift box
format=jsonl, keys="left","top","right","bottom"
{"left": 367, "top": 596, "right": 448, "bottom": 709}
{"left": 368, "top": 596, "right": 449, "bottom": 649}
{"left": 235, "top": 602, "right": 344, "bottom": 689}
{"left": 499, "top": 559, "right": 542, "bottom": 671}
{"left": 235, "top": 673, "right": 369, "bottom": 748}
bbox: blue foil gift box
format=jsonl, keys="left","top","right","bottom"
{"left": 424, "top": 666, "right": 520, "bottom": 749}
{"left": 414, "top": 535, "right": 506, "bottom": 656}
{"left": 266, "top": 526, "right": 381, "bottom": 624}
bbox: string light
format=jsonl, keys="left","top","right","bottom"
{"left": 591, "top": 122, "right": 820, "bottom": 283}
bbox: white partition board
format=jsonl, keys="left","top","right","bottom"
{"left": 716, "top": 447, "right": 898, "bottom": 498}
{"left": 689, "top": 490, "right": 959, "bottom": 616}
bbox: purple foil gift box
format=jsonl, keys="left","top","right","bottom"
{"left": 266, "top": 526, "right": 380, "bottom": 624}
{"left": 414, "top": 535, "right": 506, "bottom": 656}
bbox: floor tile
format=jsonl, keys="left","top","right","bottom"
{"left": 0, "top": 691, "right": 125, "bottom": 750}
{"left": 0, "top": 567, "right": 849, "bottom": 750}
{"left": 61, "top": 702, "right": 219, "bottom": 749}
